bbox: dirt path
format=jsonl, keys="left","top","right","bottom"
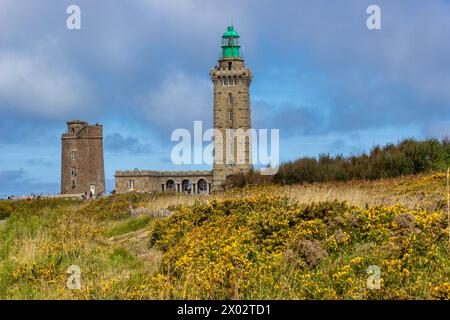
{"left": 106, "top": 228, "right": 162, "bottom": 273}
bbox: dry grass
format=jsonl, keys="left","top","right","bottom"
{"left": 136, "top": 173, "right": 446, "bottom": 212}
{"left": 276, "top": 175, "right": 445, "bottom": 210}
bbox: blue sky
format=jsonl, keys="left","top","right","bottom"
{"left": 1, "top": 0, "right": 450, "bottom": 196}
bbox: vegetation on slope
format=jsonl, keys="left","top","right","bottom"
{"left": 230, "top": 138, "right": 450, "bottom": 187}
{"left": 148, "top": 196, "right": 448, "bottom": 299}
{"left": 0, "top": 194, "right": 157, "bottom": 299}
{"left": 0, "top": 174, "right": 448, "bottom": 299}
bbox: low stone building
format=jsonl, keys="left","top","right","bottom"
{"left": 115, "top": 170, "right": 213, "bottom": 194}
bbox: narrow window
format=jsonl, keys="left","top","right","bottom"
{"left": 71, "top": 150, "right": 77, "bottom": 160}
{"left": 128, "top": 180, "right": 135, "bottom": 190}
{"left": 228, "top": 62, "right": 232, "bottom": 70}
{"left": 71, "top": 180, "right": 76, "bottom": 189}
{"left": 71, "top": 167, "right": 77, "bottom": 176}
{"left": 228, "top": 93, "right": 233, "bottom": 104}
{"left": 227, "top": 77, "right": 231, "bottom": 86}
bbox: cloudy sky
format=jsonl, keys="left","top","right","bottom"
{"left": 1, "top": 0, "right": 449, "bottom": 196}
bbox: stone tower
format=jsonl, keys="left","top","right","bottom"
{"left": 210, "top": 26, "right": 253, "bottom": 188}
{"left": 61, "top": 120, "right": 105, "bottom": 195}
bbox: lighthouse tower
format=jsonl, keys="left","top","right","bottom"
{"left": 210, "top": 26, "right": 253, "bottom": 188}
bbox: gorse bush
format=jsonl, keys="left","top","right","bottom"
{"left": 234, "top": 138, "right": 450, "bottom": 186}
{"left": 0, "top": 177, "right": 448, "bottom": 300}
{"left": 0, "top": 202, "right": 14, "bottom": 219}
{"left": 148, "top": 196, "right": 449, "bottom": 299}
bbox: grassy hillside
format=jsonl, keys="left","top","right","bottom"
{"left": 0, "top": 174, "right": 448, "bottom": 299}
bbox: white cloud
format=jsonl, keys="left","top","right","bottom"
{"left": 140, "top": 72, "right": 212, "bottom": 135}
{"left": 0, "top": 52, "right": 92, "bottom": 118}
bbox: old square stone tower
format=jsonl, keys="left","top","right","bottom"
{"left": 210, "top": 26, "right": 253, "bottom": 188}
{"left": 61, "top": 120, "right": 105, "bottom": 195}
{"left": 114, "top": 26, "right": 252, "bottom": 194}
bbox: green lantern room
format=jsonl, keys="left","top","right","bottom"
{"left": 221, "top": 26, "right": 241, "bottom": 58}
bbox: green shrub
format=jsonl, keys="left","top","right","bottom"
{"left": 233, "top": 138, "right": 450, "bottom": 186}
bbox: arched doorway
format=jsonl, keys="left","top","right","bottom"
{"left": 166, "top": 179, "right": 175, "bottom": 191}
{"left": 181, "top": 179, "right": 191, "bottom": 193}
{"left": 197, "top": 179, "right": 208, "bottom": 194}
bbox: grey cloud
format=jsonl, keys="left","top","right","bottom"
{"left": 105, "top": 133, "right": 153, "bottom": 154}
{"left": 138, "top": 72, "right": 213, "bottom": 139}
{"left": 1, "top": 0, "right": 449, "bottom": 134}
{"left": 266, "top": 0, "right": 450, "bottom": 133}
{"left": 0, "top": 169, "right": 25, "bottom": 183}
{"left": 0, "top": 115, "right": 63, "bottom": 146}
{"left": 0, "top": 169, "right": 58, "bottom": 196}
{"left": 253, "top": 100, "right": 325, "bottom": 136}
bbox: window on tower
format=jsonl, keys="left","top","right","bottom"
{"left": 228, "top": 93, "right": 233, "bottom": 104}
{"left": 70, "top": 150, "right": 77, "bottom": 160}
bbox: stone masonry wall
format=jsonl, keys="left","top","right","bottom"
{"left": 61, "top": 121, "right": 105, "bottom": 195}
{"left": 115, "top": 170, "right": 213, "bottom": 194}
{"left": 210, "top": 57, "right": 253, "bottom": 188}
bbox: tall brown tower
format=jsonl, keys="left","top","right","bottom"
{"left": 61, "top": 120, "right": 105, "bottom": 195}
{"left": 210, "top": 26, "right": 252, "bottom": 188}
